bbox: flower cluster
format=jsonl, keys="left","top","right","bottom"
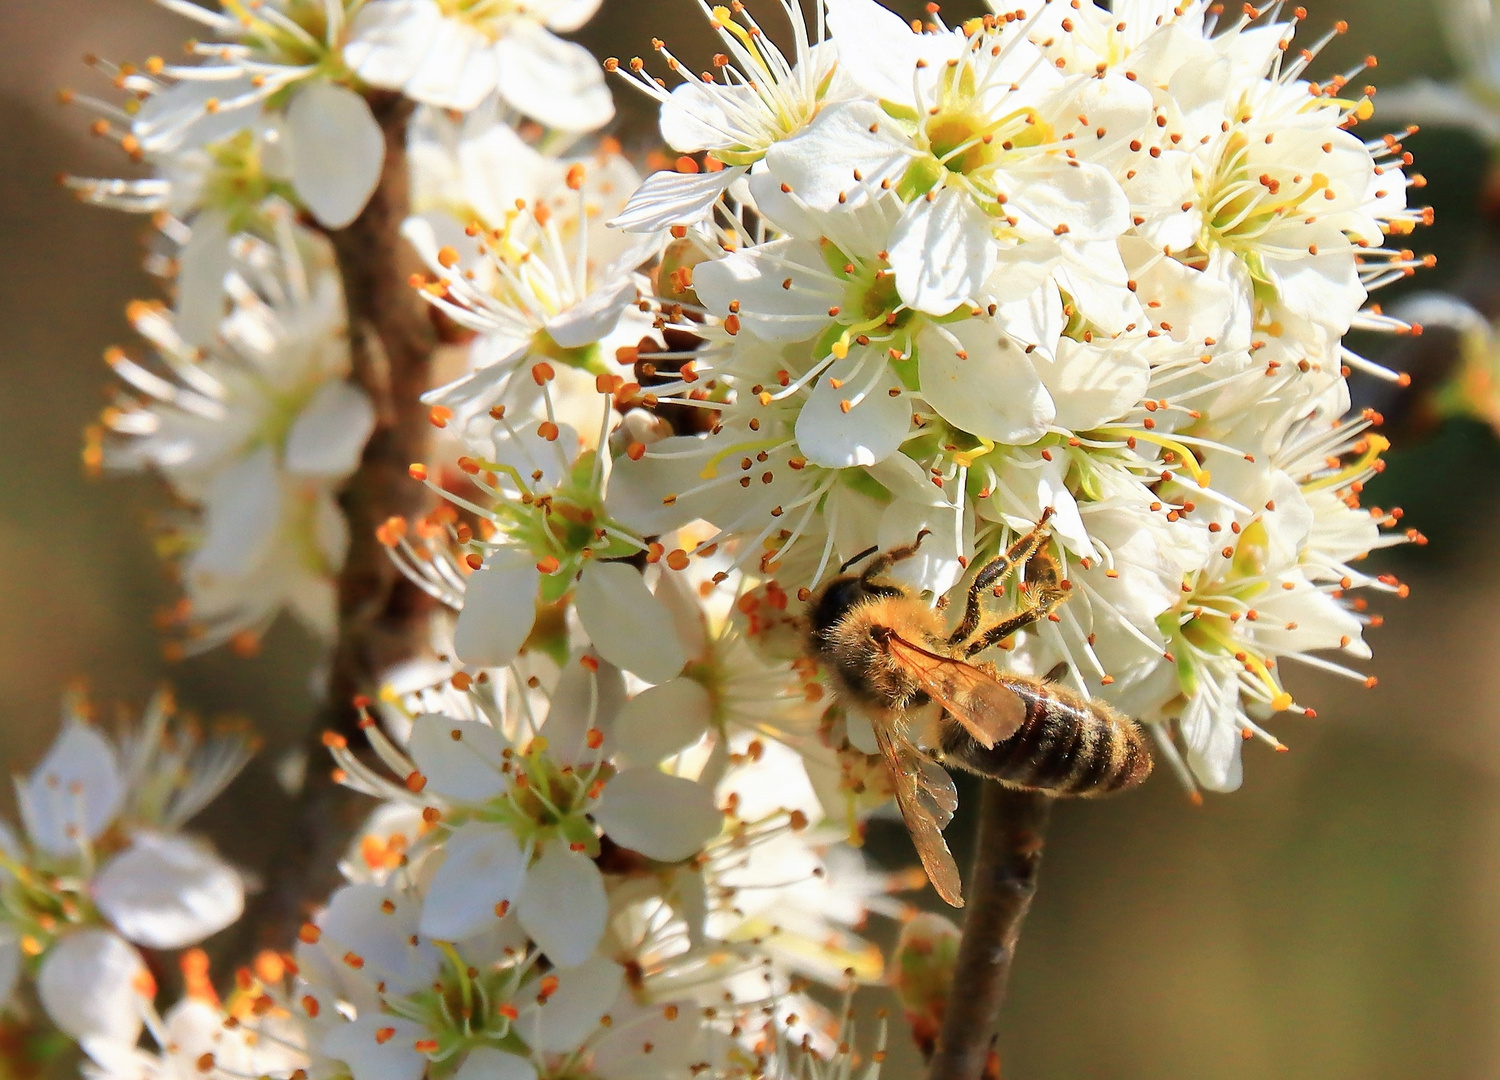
{"left": 88, "top": 218, "right": 369, "bottom": 653}
{"left": 587, "top": 0, "right": 1428, "bottom": 793}
{"left": 44, "top": 0, "right": 1430, "bottom": 1073}
{"left": 0, "top": 690, "right": 250, "bottom": 1044}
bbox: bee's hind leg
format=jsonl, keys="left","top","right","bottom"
{"left": 858, "top": 528, "right": 931, "bottom": 584}
{"left": 961, "top": 548, "right": 1069, "bottom": 658}
{"left": 948, "top": 510, "right": 1054, "bottom": 648}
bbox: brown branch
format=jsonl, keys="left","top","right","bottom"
{"left": 927, "top": 783, "right": 1053, "bottom": 1080}
{"left": 241, "top": 91, "right": 441, "bottom": 952}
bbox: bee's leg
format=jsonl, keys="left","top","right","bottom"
{"left": 947, "top": 511, "right": 1054, "bottom": 648}
{"left": 962, "top": 553, "right": 1069, "bottom": 658}
{"left": 858, "top": 528, "right": 931, "bottom": 584}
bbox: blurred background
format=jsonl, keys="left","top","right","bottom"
{"left": 3, "top": 0, "right": 1497, "bottom": 1075}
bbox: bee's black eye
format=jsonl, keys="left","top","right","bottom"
{"left": 809, "top": 578, "right": 868, "bottom": 642}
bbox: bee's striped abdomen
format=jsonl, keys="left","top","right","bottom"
{"left": 939, "top": 677, "right": 1152, "bottom": 797}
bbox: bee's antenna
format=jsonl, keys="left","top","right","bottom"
{"left": 840, "top": 545, "right": 880, "bottom": 573}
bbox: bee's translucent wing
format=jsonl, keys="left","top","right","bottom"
{"left": 872, "top": 721, "right": 964, "bottom": 908}
{"left": 914, "top": 754, "right": 957, "bottom": 829}
{"left": 884, "top": 631, "right": 1027, "bottom": 748}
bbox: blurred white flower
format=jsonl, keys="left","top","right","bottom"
{"left": 345, "top": 0, "right": 613, "bottom": 127}
{"left": 0, "top": 692, "right": 250, "bottom": 1040}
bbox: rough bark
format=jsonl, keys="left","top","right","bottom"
{"left": 244, "top": 92, "right": 440, "bottom": 951}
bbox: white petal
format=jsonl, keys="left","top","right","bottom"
{"left": 545, "top": 275, "right": 637, "bottom": 349}
{"left": 1033, "top": 337, "right": 1149, "bottom": 432}
{"left": 19, "top": 721, "right": 123, "bottom": 856}
{"left": 286, "top": 83, "right": 384, "bottom": 229}
{"left": 344, "top": 0, "right": 441, "bottom": 91}
{"left": 450, "top": 1048, "right": 536, "bottom": 1080}
{"left": 888, "top": 189, "right": 997, "bottom": 315}
{"left": 1372, "top": 79, "right": 1500, "bottom": 144}
{"left": 795, "top": 352, "right": 911, "bottom": 468}
{"left": 419, "top": 822, "right": 526, "bottom": 940}
{"left": 612, "top": 679, "right": 712, "bottom": 766}
{"left": 1002, "top": 159, "right": 1128, "bottom": 242}
{"left": 608, "top": 167, "right": 741, "bottom": 233}
{"left": 406, "top": 715, "right": 508, "bottom": 803}
{"left": 824, "top": 0, "right": 963, "bottom": 106}
{"left": 453, "top": 547, "right": 541, "bottom": 667}
{"left": 37, "top": 930, "right": 146, "bottom": 1043}
{"left": 402, "top": 20, "right": 498, "bottom": 111}
{"left": 542, "top": 0, "right": 603, "bottom": 32}
{"left": 185, "top": 446, "right": 280, "bottom": 580}
{"left": 93, "top": 833, "right": 243, "bottom": 949}
{"left": 284, "top": 382, "right": 376, "bottom": 479}
{"left": 574, "top": 562, "right": 688, "bottom": 684}
{"left": 319, "top": 1016, "right": 428, "bottom": 1080}
{"left": 518, "top": 956, "right": 623, "bottom": 1053}
{"left": 691, "top": 237, "right": 838, "bottom": 341}
{"left": 493, "top": 26, "right": 614, "bottom": 133}
{"left": 319, "top": 885, "right": 440, "bottom": 995}
{"left": 1179, "top": 678, "right": 1243, "bottom": 793}
{"left": 660, "top": 80, "right": 758, "bottom": 152}
{"left": 1390, "top": 292, "right": 1491, "bottom": 336}
{"left": 175, "top": 209, "right": 231, "bottom": 349}
{"left": 542, "top": 654, "right": 627, "bottom": 760}
{"left": 517, "top": 844, "right": 606, "bottom": 968}
{"left": 763, "top": 100, "right": 909, "bottom": 211}
{"left": 593, "top": 769, "right": 722, "bottom": 862}
{"left": 916, "top": 321, "right": 1054, "bottom": 444}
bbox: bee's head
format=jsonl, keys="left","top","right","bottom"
{"left": 808, "top": 574, "right": 901, "bottom": 648}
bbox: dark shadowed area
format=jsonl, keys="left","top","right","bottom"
{"left": 3, "top": 0, "right": 1495, "bottom": 1076}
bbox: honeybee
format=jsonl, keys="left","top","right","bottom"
{"left": 806, "top": 514, "right": 1152, "bottom": 907}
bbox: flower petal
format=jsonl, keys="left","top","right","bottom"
{"left": 543, "top": 0, "right": 603, "bottom": 32}
{"left": 542, "top": 653, "right": 627, "bottom": 761}
{"left": 175, "top": 209, "right": 232, "bottom": 349}
{"left": 517, "top": 844, "right": 606, "bottom": 968}
{"left": 406, "top": 715, "right": 508, "bottom": 803}
{"left": 916, "top": 320, "right": 1054, "bottom": 444}
{"left": 319, "top": 1016, "right": 428, "bottom": 1080}
{"left": 319, "top": 885, "right": 440, "bottom": 995}
{"left": 286, "top": 83, "right": 384, "bottom": 229}
{"left": 418, "top": 822, "right": 526, "bottom": 940}
{"left": 574, "top": 563, "right": 688, "bottom": 684}
{"left": 19, "top": 721, "right": 123, "bottom": 856}
{"left": 518, "top": 956, "right": 623, "bottom": 1053}
{"left": 888, "top": 189, "right": 997, "bottom": 315}
{"left": 691, "top": 237, "right": 838, "bottom": 341}
{"left": 823, "top": 0, "right": 963, "bottom": 106}
{"left": 763, "top": 100, "right": 909, "bottom": 211}
{"left": 608, "top": 167, "right": 742, "bottom": 233}
{"left": 493, "top": 25, "right": 614, "bottom": 133}
{"left": 1033, "top": 336, "right": 1149, "bottom": 432}
{"left": 37, "top": 930, "right": 147, "bottom": 1043}
{"left": 284, "top": 382, "right": 376, "bottom": 480}
{"left": 453, "top": 548, "right": 541, "bottom": 667}
{"left": 612, "top": 679, "right": 712, "bottom": 766}
{"left": 545, "top": 275, "right": 637, "bottom": 349}
{"left": 593, "top": 768, "right": 722, "bottom": 862}
{"left": 795, "top": 351, "right": 911, "bottom": 468}
{"left": 343, "top": 0, "right": 441, "bottom": 91}
{"left": 401, "top": 20, "right": 498, "bottom": 111}
{"left": 93, "top": 833, "right": 244, "bottom": 949}
{"left": 184, "top": 446, "right": 280, "bottom": 581}
{"left": 450, "top": 1047, "right": 536, "bottom": 1080}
